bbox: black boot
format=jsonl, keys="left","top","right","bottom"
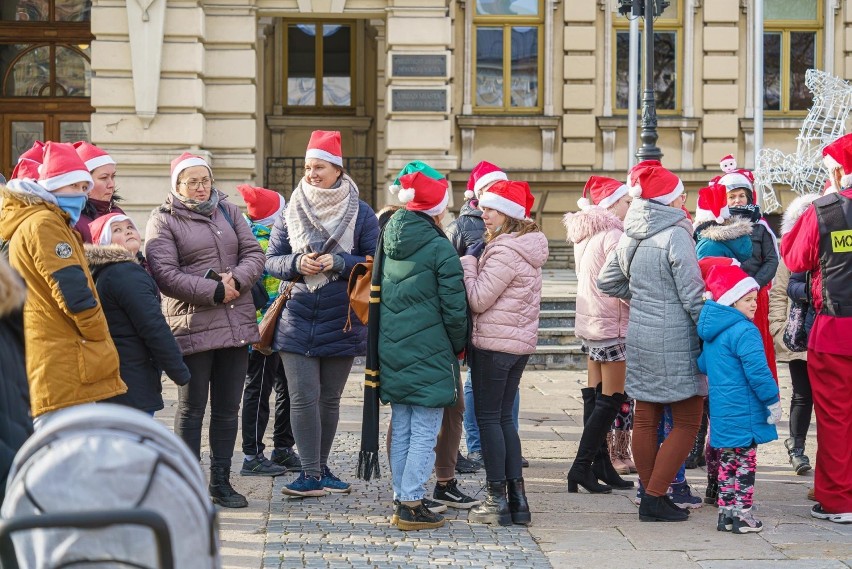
{"left": 507, "top": 478, "right": 531, "bottom": 525}
{"left": 638, "top": 493, "right": 688, "bottom": 522}
{"left": 685, "top": 405, "right": 709, "bottom": 469}
{"left": 591, "top": 392, "right": 634, "bottom": 489}
{"left": 468, "top": 481, "right": 512, "bottom": 526}
{"left": 785, "top": 438, "right": 812, "bottom": 475}
{"left": 209, "top": 466, "right": 248, "bottom": 508}
{"left": 568, "top": 387, "right": 612, "bottom": 493}
{"left": 704, "top": 477, "right": 719, "bottom": 505}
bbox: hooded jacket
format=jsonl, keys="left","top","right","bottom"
{"left": 378, "top": 209, "right": 468, "bottom": 408}
{"left": 563, "top": 207, "right": 628, "bottom": 343}
{"left": 87, "top": 245, "right": 191, "bottom": 412}
{"left": 0, "top": 180, "right": 125, "bottom": 417}
{"left": 446, "top": 199, "right": 486, "bottom": 257}
{"left": 462, "top": 229, "right": 548, "bottom": 354}
{"left": 597, "top": 198, "right": 707, "bottom": 403}
{"left": 694, "top": 217, "right": 754, "bottom": 262}
{"left": 144, "top": 190, "right": 266, "bottom": 356}
{"left": 0, "top": 256, "right": 32, "bottom": 502}
{"left": 697, "top": 301, "right": 780, "bottom": 448}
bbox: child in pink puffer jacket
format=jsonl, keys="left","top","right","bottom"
{"left": 563, "top": 176, "right": 634, "bottom": 494}
{"left": 460, "top": 180, "right": 548, "bottom": 527}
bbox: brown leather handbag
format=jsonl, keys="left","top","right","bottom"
{"left": 252, "top": 278, "right": 299, "bottom": 355}
{"left": 344, "top": 256, "right": 373, "bottom": 331}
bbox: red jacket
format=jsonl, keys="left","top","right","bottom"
{"left": 781, "top": 188, "right": 852, "bottom": 355}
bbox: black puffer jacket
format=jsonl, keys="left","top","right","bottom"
{"left": 0, "top": 256, "right": 32, "bottom": 503}
{"left": 446, "top": 199, "right": 486, "bottom": 257}
{"left": 730, "top": 209, "right": 779, "bottom": 288}
{"left": 87, "top": 245, "right": 191, "bottom": 413}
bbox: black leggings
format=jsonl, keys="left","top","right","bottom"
{"left": 176, "top": 347, "right": 248, "bottom": 469}
{"left": 471, "top": 347, "right": 529, "bottom": 482}
{"left": 241, "top": 349, "right": 294, "bottom": 456}
{"left": 788, "top": 359, "right": 813, "bottom": 445}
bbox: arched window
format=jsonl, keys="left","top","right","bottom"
{"left": 0, "top": 0, "right": 92, "bottom": 175}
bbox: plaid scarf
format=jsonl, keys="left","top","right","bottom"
{"left": 285, "top": 175, "right": 359, "bottom": 292}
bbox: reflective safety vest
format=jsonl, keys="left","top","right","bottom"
{"left": 815, "top": 192, "right": 852, "bottom": 317}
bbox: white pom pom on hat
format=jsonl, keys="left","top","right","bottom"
{"left": 577, "top": 197, "right": 592, "bottom": 211}
{"left": 397, "top": 187, "right": 416, "bottom": 204}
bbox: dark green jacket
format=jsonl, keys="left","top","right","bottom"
{"left": 378, "top": 210, "right": 468, "bottom": 408}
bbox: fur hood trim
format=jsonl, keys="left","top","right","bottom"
{"left": 563, "top": 206, "right": 623, "bottom": 244}
{"left": 697, "top": 217, "right": 753, "bottom": 242}
{"left": 0, "top": 257, "right": 27, "bottom": 317}
{"left": 781, "top": 193, "right": 821, "bottom": 235}
{"left": 84, "top": 244, "right": 138, "bottom": 268}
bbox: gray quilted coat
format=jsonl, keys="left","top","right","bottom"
{"left": 597, "top": 198, "right": 707, "bottom": 403}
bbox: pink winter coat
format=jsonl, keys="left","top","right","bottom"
{"left": 461, "top": 230, "right": 549, "bottom": 355}
{"left": 563, "top": 207, "right": 629, "bottom": 343}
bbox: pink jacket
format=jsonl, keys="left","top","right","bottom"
{"left": 563, "top": 207, "right": 629, "bottom": 343}
{"left": 461, "top": 230, "right": 549, "bottom": 355}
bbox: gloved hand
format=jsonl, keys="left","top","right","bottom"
{"left": 766, "top": 401, "right": 782, "bottom": 425}
{"left": 464, "top": 241, "right": 485, "bottom": 259}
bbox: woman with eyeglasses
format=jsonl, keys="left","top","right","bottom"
{"left": 144, "top": 152, "right": 265, "bottom": 509}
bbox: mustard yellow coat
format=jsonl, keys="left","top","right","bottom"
{"left": 0, "top": 182, "right": 125, "bottom": 417}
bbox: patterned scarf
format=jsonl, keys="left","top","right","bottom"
{"left": 285, "top": 174, "right": 359, "bottom": 292}
{"left": 170, "top": 188, "right": 220, "bottom": 217}
{"left": 730, "top": 204, "right": 762, "bottom": 224}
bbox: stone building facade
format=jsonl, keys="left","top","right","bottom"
{"left": 0, "top": 0, "right": 845, "bottom": 239}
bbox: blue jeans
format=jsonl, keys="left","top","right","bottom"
{"left": 463, "top": 368, "right": 520, "bottom": 455}
{"left": 390, "top": 403, "right": 444, "bottom": 502}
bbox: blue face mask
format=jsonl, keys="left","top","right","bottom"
{"left": 55, "top": 195, "right": 88, "bottom": 226}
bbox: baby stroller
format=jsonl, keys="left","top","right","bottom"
{"left": 0, "top": 404, "right": 220, "bottom": 568}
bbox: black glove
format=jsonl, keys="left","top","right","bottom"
{"left": 465, "top": 241, "right": 485, "bottom": 259}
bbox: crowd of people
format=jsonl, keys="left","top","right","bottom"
{"left": 0, "top": 129, "right": 850, "bottom": 537}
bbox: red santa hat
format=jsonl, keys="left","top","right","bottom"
{"left": 627, "top": 162, "right": 684, "bottom": 205}
{"left": 37, "top": 142, "right": 93, "bottom": 193}
{"left": 305, "top": 130, "right": 343, "bottom": 168}
{"left": 703, "top": 265, "right": 759, "bottom": 306}
{"left": 579, "top": 176, "right": 629, "bottom": 211}
{"left": 698, "top": 256, "right": 740, "bottom": 281}
{"left": 236, "top": 184, "right": 286, "bottom": 223}
{"left": 720, "top": 154, "right": 735, "bottom": 164}
{"left": 89, "top": 213, "right": 138, "bottom": 246}
{"left": 466, "top": 161, "right": 508, "bottom": 199}
{"left": 822, "top": 133, "right": 852, "bottom": 190}
{"left": 479, "top": 180, "right": 535, "bottom": 220}
{"left": 694, "top": 185, "right": 731, "bottom": 224}
{"left": 73, "top": 141, "right": 116, "bottom": 172}
{"left": 170, "top": 152, "right": 212, "bottom": 191}
{"left": 11, "top": 158, "right": 41, "bottom": 181}
{"left": 18, "top": 141, "right": 44, "bottom": 164}
{"left": 397, "top": 172, "right": 450, "bottom": 217}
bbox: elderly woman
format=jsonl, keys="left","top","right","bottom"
{"left": 266, "top": 131, "right": 378, "bottom": 497}
{"left": 598, "top": 161, "right": 706, "bottom": 523}
{"left": 145, "top": 153, "right": 265, "bottom": 509}
{"left": 73, "top": 141, "right": 124, "bottom": 243}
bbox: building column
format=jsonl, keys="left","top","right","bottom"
{"left": 561, "top": 0, "right": 597, "bottom": 170}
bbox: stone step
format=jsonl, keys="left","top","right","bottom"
{"left": 527, "top": 344, "right": 586, "bottom": 370}
{"left": 538, "top": 309, "right": 576, "bottom": 328}
{"left": 536, "top": 326, "right": 577, "bottom": 346}
{"left": 539, "top": 296, "right": 576, "bottom": 311}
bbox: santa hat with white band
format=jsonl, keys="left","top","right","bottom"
{"left": 578, "top": 176, "right": 629, "bottom": 211}
{"left": 466, "top": 161, "right": 507, "bottom": 199}
{"left": 74, "top": 141, "right": 116, "bottom": 172}
{"left": 822, "top": 133, "right": 852, "bottom": 192}
{"left": 89, "top": 213, "right": 138, "bottom": 246}
{"left": 627, "top": 160, "right": 684, "bottom": 205}
{"left": 479, "top": 180, "right": 535, "bottom": 220}
{"left": 703, "top": 265, "right": 758, "bottom": 307}
{"left": 694, "top": 185, "right": 731, "bottom": 225}
{"left": 305, "top": 130, "right": 343, "bottom": 168}
{"left": 396, "top": 171, "right": 450, "bottom": 217}
{"left": 170, "top": 152, "right": 212, "bottom": 191}
{"left": 37, "top": 141, "right": 94, "bottom": 193}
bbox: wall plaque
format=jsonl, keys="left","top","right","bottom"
{"left": 391, "top": 54, "right": 447, "bottom": 77}
{"left": 391, "top": 89, "right": 447, "bottom": 112}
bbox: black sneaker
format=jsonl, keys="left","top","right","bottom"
{"left": 521, "top": 456, "right": 529, "bottom": 468}
{"left": 455, "top": 451, "right": 481, "bottom": 474}
{"left": 271, "top": 447, "right": 302, "bottom": 472}
{"left": 240, "top": 455, "right": 287, "bottom": 477}
{"left": 433, "top": 478, "right": 481, "bottom": 509}
{"left": 397, "top": 502, "right": 446, "bottom": 531}
{"left": 391, "top": 498, "right": 446, "bottom": 525}
{"left": 732, "top": 508, "right": 763, "bottom": 534}
{"left": 717, "top": 507, "right": 733, "bottom": 532}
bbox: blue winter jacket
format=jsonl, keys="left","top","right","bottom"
{"left": 265, "top": 200, "right": 379, "bottom": 357}
{"left": 697, "top": 300, "right": 780, "bottom": 449}
{"left": 694, "top": 218, "right": 754, "bottom": 263}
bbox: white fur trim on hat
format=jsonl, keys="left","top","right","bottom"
{"left": 421, "top": 190, "right": 450, "bottom": 217}
{"left": 171, "top": 157, "right": 211, "bottom": 190}
{"left": 717, "top": 276, "right": 759, "bottom": 307}
{"left": 824, "top": 152, "right": 842, "bottom": 171}
{"left": 577, "top": 197, "right": 592, "bottom": 211}
{"left": 474, "top": 170, "right": 508, "bottom": 196}
{"left": 841, "top": 173, "right": 852, "bottom": 190}
{"left": 98, "top": 214, "right": 135, "bottom": 245}
{"left": 305, "top": 148, "right": 344, "bottom": 168}
{"left": 596, "top": 184, "right": 629, "bottom": 210}
{"left": 84, "top": 154, "right": 116, "bottom": 172}
{"left": 655, "top": 179, "right": 685, "bottom": 205}
{"left": 478, "top": 190, "right": 526, "bottom": 220}
{"left": 38, "top": 168, "right": 94, "bottom": 193}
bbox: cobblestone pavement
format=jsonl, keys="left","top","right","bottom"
{"left": 159, "top": 365, "right": 852, "bottom": 569}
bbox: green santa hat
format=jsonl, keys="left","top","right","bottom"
{"left": 389, "top": 160, "right": 446, "bottom": 204}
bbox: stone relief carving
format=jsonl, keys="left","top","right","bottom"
{"left": 126, "top": 0, "right": 165, "bottom": 128}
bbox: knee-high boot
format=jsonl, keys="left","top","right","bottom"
{"left": 591, "top": 390, "right": 634, "bottom": 489}
{"left": 568, "top": 387, "right": 613, "bottom": 494}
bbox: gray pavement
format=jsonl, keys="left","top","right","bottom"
{"left": 156, "top": 365, "right": 852, "bottom": 569}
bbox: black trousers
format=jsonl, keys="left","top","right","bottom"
{"left": 788, "top": 358, "right": 813, "bottom": 445}
{"left": 471, "top": 347, "right": 528, "bottom": 482}
{"left": 176, "top": 347, "right": 248, "bottom": 469}
{"left": 241, "top": 349, "right": 295, "bottom": 456}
